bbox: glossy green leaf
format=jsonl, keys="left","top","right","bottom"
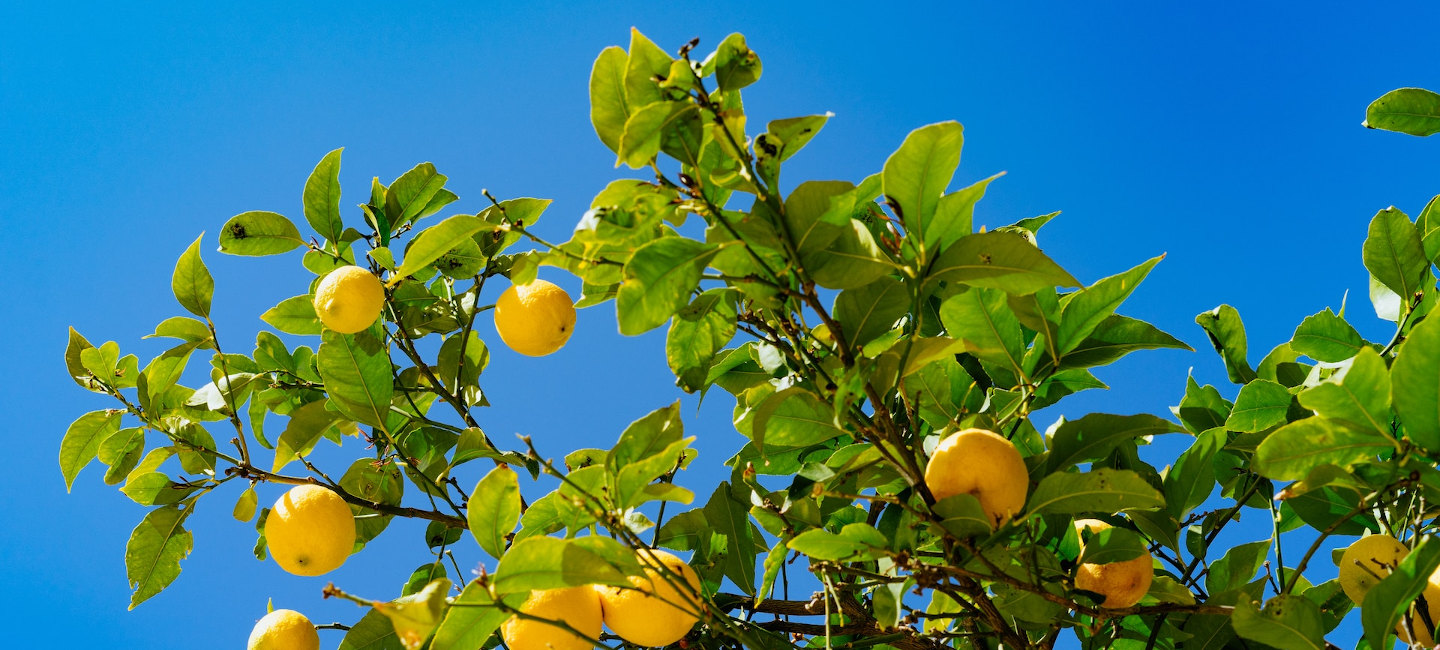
{"left": 618, "top": 102, "right": 697, "bottom": 169}
{"left": 492, "top": 536, "right": 630, "bottom": 594}
{"left": 616, "top": 237, "right": 720, "bottom": 335}
{"left": 1077, "top": 526, "right": 1148, "bottom": 564}
{"left": 623, "top": 28, "right": 671, "bottom": 109}
{"left": 609, "top": 402, "right": 683, "bottom": 470}
{"left": 385, "top": 162, "right": 447, "bottom": 226}
{"left": 1041, "top": 314, "right": 1190, "bottom": 373}
{"left": 1225, "top": 379, "right": 1293, "bottom": 433}
{"left": 393, "top": 215, "right": 495, "bottom": 283}
{"left": 1208, "top": 539, "right": 1271, "bottom": 594}
{"left": 469, "top": 466, "right": 521, "bottom": 561}
{"left": 714, "top": 33, "right": 761, "bottom": 91}
{"left": 926, "top": 230, "right": 1080, "bottom": 295}
{"left": 259, "top": 295, "right": 322, "bottom": 336}
{"left": 1195, "top": 304, "right": 1256, "bottom": 384}
{"left": 125, "top": 504, "right": 193, "bottom": 609}
{"left": 833, "top": 276, "right": 908, "bottom": 349}
{"left": 928, "top": 173, "right": 1000, "bottom": 251}
{"left": 938, "top": 287, "right": 1023, "bottom": 374}
{"left": 1057, "top": 255, "right": 1162, "bottom": 354}
{"left": 1253, "top": 418, "right": 1391, "bottom": 481}
{"left": 754, "top": 387, "right": 844, "bottom": 449}
{"left": 1364, "top": 87, "right": 1440, "bottom": 136}
{"left": 338, "top": 608, "right": 405, "bottom": 650}
{"left": 1164, "top": 427, "right": 1222, "bottom": 518}
{"left": 1299, "top": 347, "right": 1392, "bottom": 438}
{"left": 1416, "top": 195, "right": 1440, "bottom": 263}
{"left": 60, "top": 410, "right": 122, "bottom": 491}
{"left": 172, "top": 234, "right": 213, "bottom": 318}
{"left": 218, "top": 211, "right": 304, "bottom": 256}
{"left": 667, "top": 289, "right": 738, "bottom": 390}
{"left": 1392, "top": 314, "right": 1440, "bottom": 450}
{"left": 883, "top": 121, "right": 963, "bottom": 254}
{"left": 703, "top": 482, "right": 756, "bottom": 595}
{"left": 1232, "top": 595, "right": 1325, "bottom": 650}
{"left": 303, "top": 148, "right": 344, "bottom": 243}
{"left": 430, "top": 581, "right": 509, "bottom": 650}
{"left": 1045, "top": 413, "right": 1183, "bottom": 473}
{"left": 1028, "top": 469, "right": 1165, "bottom": 515}
{"left": 1362, "top": 207, "right": 1427, "bottom": 302}
{"left": 1290, "top": 308, "right": 1366, "bottom": 362}
{"left": 271, "top": 400, "right": 347, "bottom": 472}
{"left": 589, "top": 46, "right": 629, "bottom": 153}
{"left": 317, "top": 329, "right": 394, "bottom": 431}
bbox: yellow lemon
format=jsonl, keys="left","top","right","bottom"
{"left": 1073, "top": 518, "right": 1153, "bottom": 609}
{"left": 313, "top": 265, "right": 385, "bottom": 334}
{"left": 924, "top": 428, "right": 1029, "bottom": 526}
{"left": 494, "top": 279, "right": 576, "bottom": 356}
{"left": 501, "top": 586, "right": 603, "bottom": 650}
{"left": 264, "top": 484, "right": 355, "bottom": 576}
{"left": 1338, "top": 534, "right": 1410, "bottom": 604}
{"left": 596, "top": 549, "right": 704, "bottom": 646}
{"left": 1398, "top": 581, "right": 1440, "bottom": 646}
{"left": 247, "top": 609, "right": 319, "bottom": 650}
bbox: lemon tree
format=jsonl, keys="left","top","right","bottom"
{"left": 55, "top": 30, "right": 1440, "bottom": 650}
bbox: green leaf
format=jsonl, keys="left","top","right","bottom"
{"left": 882, "top": 121, "right": 963, "bottom": 254}
{"left": 714, "top": 33, "right": 761, "bottom": 91}
{"left": 1041, "top": 314, "right": 1190, "bottom": 373}
{"left": 833, "top": 276, "right": 908, "bottom": 348}
{"left": 172, "top": 234, "right": 213, "bottom": 318}
{"left": 1253, "top": 418, "right": 1391, "bottom": 481}
{"left": 616, "top": 237, "right": 720, "bottom": 335}
{"left": 146, "top": 317, "right": 212, "bottom": 344}
{"left": 1195, "top": 305, "right": 1256, "bottom": 384}
{"left": 928, "top": 173, "right": 1001, "bottom": 251}
{"left": 430, "top": 581, "right": 509, "bottom": 650}
{"left": 805, "top": 219, "right": 896, "bottom": 290}
{"left": 1232, "top": 595, "right": 1325, "bottom": 650}
{"left": 317, "top": 329, "right": 394, "bottom": 431}
{"left": 1290, "top": 308, "right": 1366, "bottom": 362}
{"left": 272, "top": 400, "right": 347, "bottom": 472}
{"left": 1392, "top": 314, "right": 1440, "bottom": 450}
{"left": 783, "top": 180, "right": 853, "bottom": 256}
{"left": 787, "top": 524, "right": 887, "bottom": 562}
{"left": 468, "top": 466, "right": 521, "bottom": 560}
{"left": 1225, "top": 379, "right": 1293, "bottom": 433}
{"left": 1362, "top": 207, "right": 1427, "bottom": 302}
{"left": 753, "top": 387, "right": 844, "bottom": 449}
{"left": 1364, "top": 87, "right": 1440, "bottom": 136}
{"left": 1416, "top": 195, "right": 1440, "bottom": 264}
{"left": 1299, "top": 347, "right": 1392, "bottom": 438}
{"left": 385, "top": 162, "right": 448, "bottom": 226}
{"left": 1363, "top": 537, "right": 1440, "bottom": 650}
{"left": 589, "top": 46, "right": 630, "bottom": 154}
{"left": 1045, "top": 413, "right": 1184, "bottom": 473}
{"left": 125, "top": 504, "right": 194, "bottom": 609}
{"left": 703, "top": 482, "right": 756, "bottom": 595}
{"left": 65, "top": 327, "right": 100, "bottom": 391}
{"left": 932, "top": 494, "right": 992, "bottom": 538}
{"left": 303, "top": 148, "right": 344, "bottom": 243}
{"left": 667, "top": 289, "right": 738, "bottom": 390}
{"left": 938, "top": 287, "right": 1023, "bottom": 375}
{"left": 1077, "top": 526, "right": 1148, "bottom": 564}
{"left": 1163, "top": 427, "right": 1222, "bottom": 518}
{"left": 1208, "top": 539, "right": 1271, "bottom": 594}
{"left": 59, "top": 410, "right": 122, "bottom": 491}
{"left": 609, "top": 402, "right": 683, "bottom": 470}
{"left": 492, "top": 536, "right": 629, "bottom": 594}
{"left": 393, "top": 215, "right": 495, "bottom": 283}
{"left": 218, "top": 211, "right": 304, "bottom": 256}
{"left": 1057, "top": 255, "right": 1163, "bottom": 354}
{"left": 338, "top": 608, "right": 405, "bottom": 650}
{"left": 260, "top": 295, "right": 322, "bottom": 336}
{"left": 623, "top": 28, "right": 671, "bottom": 109}
{"left": 617, "top": 102, "right": 699, "bottom": 169}
{"left": 925, "top": 231, "right": 1081, "bottom": 295}
{"left": 1027, "top": 469, "right": 1165, "bottom": 515}
{"left": 232, "top": 487, "right": 257, "bottom": 522}
{"left": 764, "top": 114, "right": 828, "bottom": 163}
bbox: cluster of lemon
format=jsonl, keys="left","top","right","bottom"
{"left": 247, "top": 267, "right": 578, "bottom": 649}
{"left": 1338, "top": 534, "right": 1440, "bottom": 645}
{"left": 925, "top": 428, "right": 1154, "bottom": 609}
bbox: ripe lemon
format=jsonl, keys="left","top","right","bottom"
{"left": 595, "top": 549, "right": 703, "bottom": 646}
{"left": 247, "top": 609, "right": 319, "bottom": 650}
{"left": 313, "top": 265, "right": 385, "bottom": 334}
{"left": 501, "top": 586, "right": 603, "bottom": 650}
{"left": 1073, "top": 518, "right": 1153, "bottom": 609}
{"left": 923, "top": 428, "right": 1029, "bottom": 526}
{"left": 1335, "top": 534, "right": 1440, "bottom": 644}
{"left": 1338, "top": 534, "right": 1410, "bottom": 604}
{"left": 264, "top": 484, "right": 355, "bottom": 576}
{"left": 493, "top": 279, "right": 576, "bottom": 357}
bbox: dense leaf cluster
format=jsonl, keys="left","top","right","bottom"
{"left": 58, "top": 31, "right": 1440, "bottom": 650}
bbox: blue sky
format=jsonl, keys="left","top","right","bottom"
{"left": 5, "top": 2, "right": 1440, "bottom": 648}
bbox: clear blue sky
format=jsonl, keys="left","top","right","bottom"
{"left": 5, "top": 2, "right": 1439, "bottom": 648}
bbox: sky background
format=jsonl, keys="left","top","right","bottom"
{"left": 4, "top": 2, "right": 1440, "bottom": 648}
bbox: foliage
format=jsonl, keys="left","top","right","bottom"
{"left": 58, "top": 33, "right": 1440, "bottom": 650}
